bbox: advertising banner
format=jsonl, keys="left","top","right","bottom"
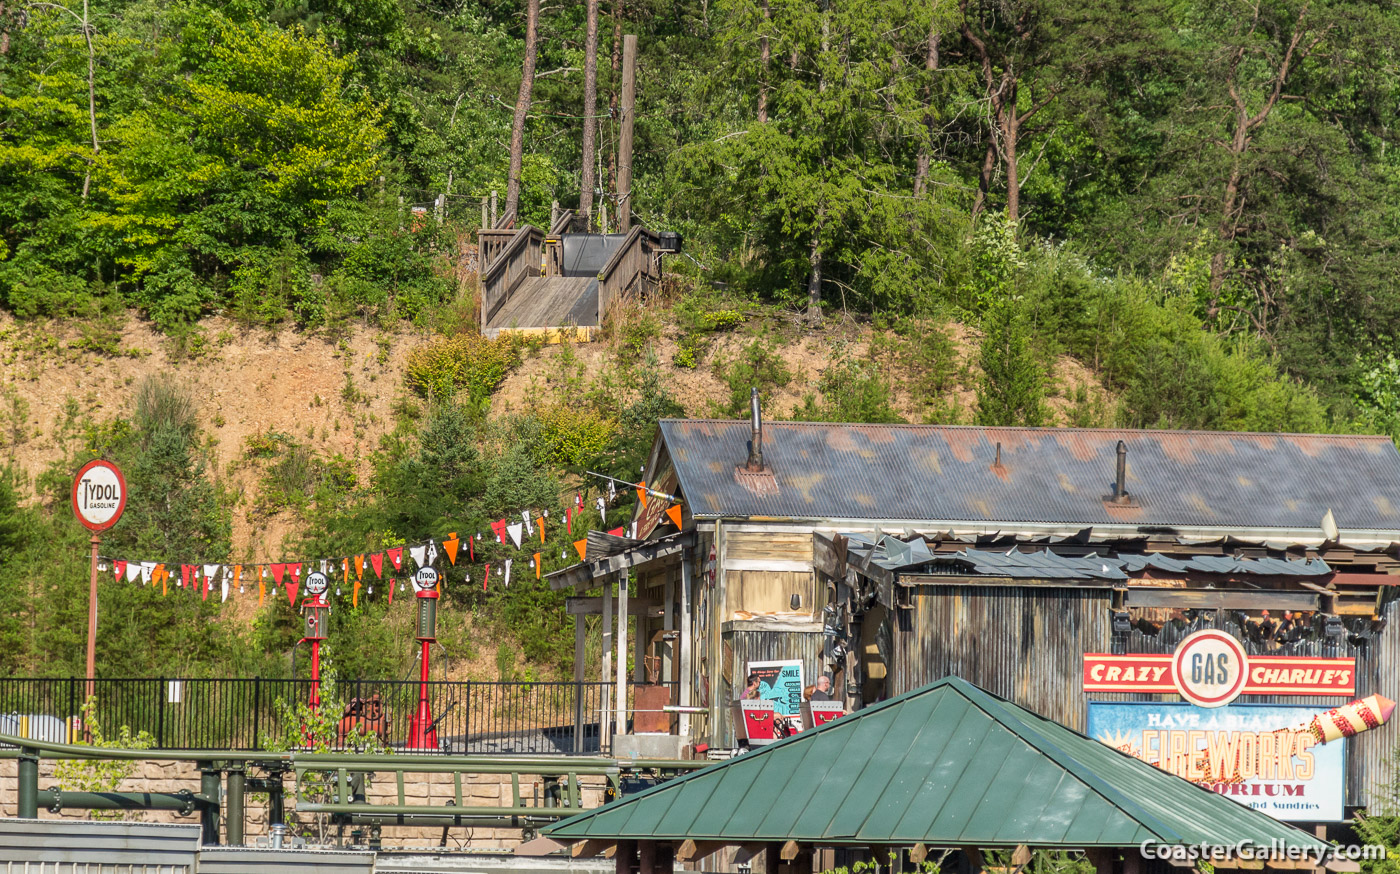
{"left": 747, "top": 660, "right": 805, "bottom": 722}
{"left": 1087, "top": 702, "right": 1345, "bottom": 822}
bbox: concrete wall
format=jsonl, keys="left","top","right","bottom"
{"left": 0, "top": 757, "right": 607, "bottom": 850}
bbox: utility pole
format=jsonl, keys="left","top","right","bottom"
{"left": 617, "top": 34, "right": 637, "bottom": 232}
{"left": 579, "top": 0, "right": 601, "bottom": 228}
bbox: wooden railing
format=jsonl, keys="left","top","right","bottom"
{"left": 544, "top": 210, "right": 575, "bottom": 277}
{"left": 597, "top": 226, "right": 663, "bottom": 321}
{"left": 477, "top": 210, "right": 520, "bottom": 269}
{"left": 480, "top": 225, "right": 544, "bottom": 327}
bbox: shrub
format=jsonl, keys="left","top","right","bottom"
{"left": 533, "top": 404, "right": 615, "bottom": 468}
{"left": 795, "top": 357, "right": 904, "bottom": 423}
{"left": 714, "top": 338, "right": 791, "bottom": 417}
{"left": 404, "top": 333, "right": 521, "bottom": 403}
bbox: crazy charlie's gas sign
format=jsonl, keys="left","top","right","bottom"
{"left": 1084, "top": 630, "right": 1355, "bottom": 707}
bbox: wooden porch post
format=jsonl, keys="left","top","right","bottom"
{"left": 602, "top": 580, "right": 613, "bottom": 748}
{"left": 574, "top": 611, "right": 586, "bottom": 752}
{"left": 679, "top": 546, "right": 693, "bottom": 739}
{"left": 616, "top": 568, "right": 630, "bottom": 738}
{"left": 640, "top": 840, "right": 657, "bottom": 874}
{"left": 617, "top": 840, "right": 638, "bottom": 874}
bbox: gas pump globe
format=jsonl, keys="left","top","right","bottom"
{"left": 408, "top": 566, "right": 440, "bottom": 749}
{"left": 302, "top": 571, "right": 329, "bottom": 712}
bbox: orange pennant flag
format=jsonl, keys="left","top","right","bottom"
{"left": 156, "top": 564, "right": 168, "bottom": 597}
{"left": 444, "top": 532, "right": 460, "bottom": 565}
{"left": 573, "top": 538, "right": 588, "bottom": 560}
{"left": 534, "top": 552, "right": 542, "bottom": 579}
{"left": 536, "top": 517, "right": 546, "bottom": 543}
{"left": 666, "top": 504, "right": 683, "bottom": 529}
{"left": 258, "top": 566, "right": 266, "bottom": 606}
{"left": 233, "top": 565, "right": 243, "bottom": 598}
{"left": 637, "top": 481, "right": 648, "bottom": 507}
{"left": 353, "top": 579, "right": 361, "bottom": 608}
{"left": 355, "top": 555, "right": 365, "bottom": 580}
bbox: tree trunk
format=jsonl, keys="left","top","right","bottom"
{"left": 912, "top": 20, "right": 939, "bottom": 196}
{"left": 970, "top": 142, "right": 995, "bottom": 225}
{"left": 607, "top": 0, "right": 625, "bottom": 213}
{"left": 578, "top": 0, "right": 601, "bottom": 225}
{"left": 80, "top": 0, "right": 97, "bottom": 200}
{"left": 757, "top": 0, "right": 770, "bottom": 123}
{"left": 504, "top": 0, "right": 541, "bottom": 217}
{"left": 806, "top": 219, "right": 824, "bottom": 325}
{"left": 1003, "top": 91, "right": 1019, "bottom": 223}
{"left": 1, "top": 2, "right": 10, "bottom": 56}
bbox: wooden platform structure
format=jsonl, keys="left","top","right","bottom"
{"left": 478, "top": 210, "right": 669, "bottom": 340}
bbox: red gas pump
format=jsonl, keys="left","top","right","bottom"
{"left": 301, "top": 571, "right": 330, "bottom": 713}
{"left": 407, "top": 566, "right": 440, "bottom": 750}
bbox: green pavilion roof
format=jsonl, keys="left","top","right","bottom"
{"left": 545, "top": 677, "right": 1333, "bottom": 850}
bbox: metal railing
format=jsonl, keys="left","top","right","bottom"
{"left": 0, "top": 678, "right": 670, "bottom": 755}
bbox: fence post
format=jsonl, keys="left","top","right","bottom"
{"left": 253, "top": 678, "right": 262, "bottom": 749}
{"left": 157, "top": 678, "right": 166, "bottom": 749}
{"left": 67, "top": 678, "right": 77, "bottom": 741}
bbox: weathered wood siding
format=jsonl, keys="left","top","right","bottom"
{"left": 895, "top": 583, "right": 1400, "bottom": 808}
{"left": 720, "top": 530, "right": 818, "bottom": 619}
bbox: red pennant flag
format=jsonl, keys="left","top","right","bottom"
{"left": 387, "top": 547, "right": 403, "bottom": 570}
{"left": 444, "top": 533, "right": 460, "bottom": 565}
{"left": 490, "top": 519, "right": 508, "bottom": 543}
{"left": 469, "top": 536, "right": 475, "bottom": 561}
{"left": 566, "top": 508, "right": 573, "bottom": 534}
{"left": 181, "top": 565, "right": 192, "bottom": 589}
{"left": 576, "top": 492, "right": 583, "bottom": 510}
{"left": 608, "top": 526, "right": 625, "bottom": 537}
{"left": 370, "top": 553, "right": 383, "bottom": 578}
{"left": 285, "top": 577, "right": 299, "bottom": 606}
{"left": 290, "top": 563, "right": 302, "bottom": 585}
{"left": 388, "top": 578, "right": 395, "bottom": 605}
{"left": 271, "top": 563, "right": 285, "bottom": 584}
{"left": 202, "top": 569, "right": 209, "bottom": 601}
{"left": 574, "top": 539, "right": 588, "bottom": 560}
{"left": 666, "top": 504, "right": 683, "bottom": 529}
{"left": 483, "top": 563, "right": 491, "bottom": 590}
{"left": 113, "top": 560, "right": 127, "bottom": 581}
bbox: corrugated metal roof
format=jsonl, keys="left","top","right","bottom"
{"left": 660, "top": 420, "right": 1400, "bottom": 533}
{"left": 543, "top": 676, "right": 1331, "bottom": 850}
{"left": 842, "top": 534, "right": 1333, "bottom": 580}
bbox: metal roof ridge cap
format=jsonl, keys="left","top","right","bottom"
{"left": 941, "top": 678, "right": 1191, "bottom": 845}
{"left": 660, "top": 418, "right": 1398, "bottom": 441}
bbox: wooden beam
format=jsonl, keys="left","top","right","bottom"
{"left": 516, "top": 836, "right": 567, "bottom": 856}
{"left": 1125, "top": 589, "right": 1319, "bottom": 611}
{"left": 780, "top": 841, "right": 802, "bottom": 862}
{"left": 965, "top": 848, "right": 985, "bottom": 874}
{"left": 1012, "top": 846, "right": 1032, "bottom": 868}
{"left": 910, "top": 844, "right": 928, "bottom": 865}
{"left": 571, "top": 840, "right": 616, "bottom": 859}
{"left": 676, "top": 840, "right": 728, "bottom": 863}
{"left": 568, "top": 596, "right": 661, "bottom": 616}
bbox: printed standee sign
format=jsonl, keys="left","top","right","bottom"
{"left": 748, "top": 660, "right": 805, "bottom": 725}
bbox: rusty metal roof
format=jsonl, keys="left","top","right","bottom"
{"left": 543, "top": 676, "right": 1332, "bottom": 851}
{"left": 660, "top": 421, "right": 1400, "bottom": 535}
{"left": 841, "top": 534, "right": 1333, "bottom": 579}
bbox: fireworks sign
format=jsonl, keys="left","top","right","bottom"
{"left": 1088, "top": 702, "right": 1347, "bottom": 822}
{"left": 1084, "top": 630, "right": 1356, "bottom": 705}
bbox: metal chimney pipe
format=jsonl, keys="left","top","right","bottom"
{"left": 1113, "top": 440, "right": 1128, "bottom": 502}
{"left": 747, "top": 387, "right": 764, "bottom": 471}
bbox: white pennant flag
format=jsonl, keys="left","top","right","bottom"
{"left": 141, "top": 562, "right": 155, "bottom": 584}
{"left": 506, "top": 522, "right": 524, "bottom": 549}
{"left": 426, "top": 540, "right": 439, "bottom": 566}
{"left": 320, "top": 559, "right": 328, "bottom": 574}
{"left": 126, "top": 563, "right": 141, "bottom": 583}
{"left": 608, "top": 480, "right": 616, "bottom": 501}
{"left": 596, "top": 496, "right": 607, "bottom": 524}
{"left": 221, "top": 573, "right": 230, "bottom": 602}
{"left": 410, "top": 544, "right": 427, "bottom": 568}
{"left": 203, "top": 564, "right": 220, "bottom": 583}
{"left": 504, "top": 559, "right": 513, "bottom": 587}
{"left": 521, "top": 511, "right": 534, "bottom": 536}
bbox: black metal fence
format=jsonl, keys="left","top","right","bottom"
{"left": 0, "top": 678, "right": 662, "bottom": 754}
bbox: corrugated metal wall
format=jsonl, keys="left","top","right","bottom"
{"left": 893, "top": 584, "right": 1400, "bottom": 809}
{"left": 721, "top": 627, "right": 825, "bottom": 747}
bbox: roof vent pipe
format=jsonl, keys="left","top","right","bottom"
{"left": 1110, "top": 440, "right": 1130, "bottom": 504}
{"left": 747, "top": 387, "right": 764, "bottom": 471}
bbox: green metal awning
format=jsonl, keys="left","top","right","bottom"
{"left": 544, "top": 676, "right": 1333, "bottom": 850}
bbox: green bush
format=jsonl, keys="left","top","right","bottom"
{"left": 714, "top": 338, "right": 791, "bottom": 417}
{"left": 404, "top": 333, "right": 521, "bottom": 403}
{"left": 795, "top": 357, "right": 904, "bottom": 424}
